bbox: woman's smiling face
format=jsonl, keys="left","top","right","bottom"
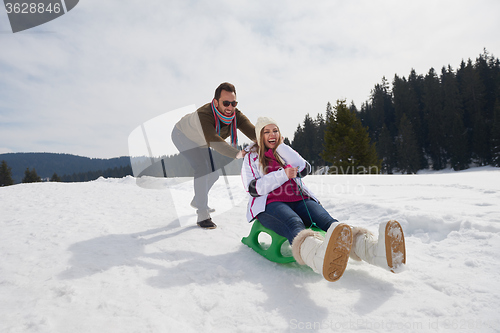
{"left": 262, "top": 124, "right": 280, "bottom": 149}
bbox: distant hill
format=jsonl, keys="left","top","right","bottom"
{"left": 0, "top": 153, "right": 131, "bottom": 183}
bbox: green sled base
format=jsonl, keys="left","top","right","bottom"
{"left": 241, "top": 219, "right": 326, "bottom": 264}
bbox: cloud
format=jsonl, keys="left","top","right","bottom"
{"left": 0, "top": 0, "right": 499, "bottom": 157}
{"left": 0, "top": 147, "right": 13, "bottom": 154}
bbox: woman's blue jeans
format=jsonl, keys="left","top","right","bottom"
{"left": 257, "top": 199, "right": 339, "bottom": 244}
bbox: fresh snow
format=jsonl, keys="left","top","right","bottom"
{"left": 1, "top": 167, "right": 499, "bottom": 332}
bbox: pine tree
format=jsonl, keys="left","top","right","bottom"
{"left": 408, "top": 69, "right": 428, "bottom": 169}
{"left": 476, "top": 49, "right": 496, "bottom": 119}
{"left": 472, "top": 112, "right": 490, "bottom": 166}
{"left": 393, "top": 73, "right": 425, "bottom": 169}
{"left": 22, "top": 168, "right": 42, "bottom": 183}
{"left": 469, "top": 51, "right": 494, "bottom": 165}
{"left": 291, "top": 124, "right": 305, "bottom": 157}
{"left": 441, "top": 66, "right": 470, "bottom": 170}
{"left": 396, "top": 114, "right": 421, "bottom": 174}
{"left": 325, "top": 102, "right": 334, "bottom": 121}
{"left": 313, "top": 113, "right": 326, "bottom": 167}
{"left": 291, "top": 112, "right": 327, "bottom": 168}
{"left": 377, "top": 125, "right": 396, "bottom": 174}
{"left": 359, "top": 102, "right": 374, "bottom": 138}
{"left": 300, "top": 114, "right": 315, "bottom": 162}
{"left": 491, "top": 99, "right": 500, "bottom": 167}
{"left": 322, "top": 100, "right": 381, "bottom": 174}
{"left": 0, "top": 160, "right": 15, "bottom": 186}
{"left": 51, "top": 173, "right": 61, "bottom": 182}
{"left": 457, "top": 59, "right": 484, "bottom": 135}
{"left": 370, "top": 77, "right": 395, "bottom": 140}
{"left": 423, "top": 68, "right": 446, "bottom": 170}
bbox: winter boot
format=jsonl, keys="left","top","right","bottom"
{"left": 196, "top": 210, "right": 216, "bottom": 229}
{"left": 350, "top": 220, "right": 406, "bottom": 272}
{"left": 197, "top": 218, "right": 217, "bottom": 229}
{"left": 292, "top": 223, "right": 353, "bottom": 282}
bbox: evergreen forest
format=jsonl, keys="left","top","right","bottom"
{"left": 0, "top": 153, "right": 132, "bottom": 184}
{"left": 291, "top": 50, "right": 500, "bottom": 174}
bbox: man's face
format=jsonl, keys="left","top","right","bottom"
{"left": 214, "top": 90, "right": 237, "bottom": 117}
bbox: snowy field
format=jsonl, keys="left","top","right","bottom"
{"left": 1, "top": 167, "right": 500, "bottom": 333}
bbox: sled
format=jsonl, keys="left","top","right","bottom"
{"left": 241, "top": 219, "right": 325, "bottom": 263}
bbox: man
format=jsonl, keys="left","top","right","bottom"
{"left": 172, "top": 82, "right": 256, "bottom": 229}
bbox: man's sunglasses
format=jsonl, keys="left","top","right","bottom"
{"left": 222, "top": 100, "right": 238, "bottom": 107}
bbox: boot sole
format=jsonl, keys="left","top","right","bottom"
{"left": 385, "top": 220, "right": 406, "bottom": 273}
{"left": 323, "top": 223, "right": 353, "bottom": 282}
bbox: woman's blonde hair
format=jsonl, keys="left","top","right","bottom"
{"left": 256, "top": 125, "right": 285, "bottom": 174}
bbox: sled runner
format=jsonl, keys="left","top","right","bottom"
{"left": 241, "top": 219, "right": 325, "bottom": 263}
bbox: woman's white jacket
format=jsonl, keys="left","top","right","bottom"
{"left": 241, "top": 143, "right": 319, "bottom": 222}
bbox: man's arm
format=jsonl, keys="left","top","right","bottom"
{"left": 236, "top": 111, "right": 257, "bottom": 142}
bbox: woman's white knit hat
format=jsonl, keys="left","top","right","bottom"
{"left": 255, "top": 116, "right": 279, "bottom": 142}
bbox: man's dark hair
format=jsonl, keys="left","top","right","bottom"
{"left": 214, "top": 82, "right": 236, "bottom": 100}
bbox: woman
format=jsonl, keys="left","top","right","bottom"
{"left": 241, "top": 117, "right": 406, "bottom": 282}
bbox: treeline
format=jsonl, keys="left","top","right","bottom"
{"left": 59, "top": 165, "right": 133, "bottom": 182}
{"left": 0, "top": 159, "right": 133, "bottom": 186}
{"left": 0, "top": 153, "right": 131, "bottom": 183}
{"left": 1, "top": 148, "right": 244, "bottom": 187}
{"left": 361, "top": 50, "right": 500, "bottom": 173}
{"left": 291, "top": 50, "right": 500, "bottom": 173}
{"left": 1, "top": 162, "right": 55, "bottom": 185}
{"left": 131, "top": 149, "right": 243, "bottom": 178}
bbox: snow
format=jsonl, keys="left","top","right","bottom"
{"left": 1, "top": 166, "right": 500, "bottom": 332}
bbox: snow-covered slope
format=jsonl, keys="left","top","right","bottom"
{"left": 1, "top": 167, "right": 499, "bottom": 332}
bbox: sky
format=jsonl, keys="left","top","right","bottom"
{"left": 1, "top": 0, "right": 499, "bottom": 158}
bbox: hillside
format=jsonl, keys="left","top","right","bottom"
{"left": 0, "top": 153, "right": 131, "bottom": 183}
{"left": 1, "top": 168, "right": 499, "bottom": 332}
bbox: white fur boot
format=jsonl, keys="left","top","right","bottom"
{"left": 350, "top": 221, "right": 406, "bottom": 272}
{"left": 292, "top": 223, "right": 352, "bottom": 282}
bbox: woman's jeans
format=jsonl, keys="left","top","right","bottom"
{"left": 257, "top": 199, "right": 339, "bottom": 244}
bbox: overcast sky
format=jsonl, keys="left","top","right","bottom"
{"left": 1, "top": 0, "right": 499, "bottom": 158}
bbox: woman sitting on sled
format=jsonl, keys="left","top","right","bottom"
{"left": 241, "top": 117, "right": 406, "bottom": 282}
